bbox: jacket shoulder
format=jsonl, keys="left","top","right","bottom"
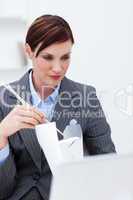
{"left": 65, "top": 77, "right": 96, "bottom": 92}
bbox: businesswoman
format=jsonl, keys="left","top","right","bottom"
{"left": 0, "top": 15, "right": 116, "bottom": 200}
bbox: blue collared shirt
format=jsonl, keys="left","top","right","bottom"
{"left": 29, "top": 70, "right": 60, "bottom": 121}
{"left": 0, "top": 71, "right": 60, "bottom": 164}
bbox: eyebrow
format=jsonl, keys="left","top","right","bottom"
{"left": 41, "top": 52, "right": 71, "bottom": 57}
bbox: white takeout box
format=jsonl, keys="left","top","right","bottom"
{"left": 59, "top": 137, "right": 83, "bottom": 161}
{"left": 35, "top": 122, "right": 83, "bottom": 175}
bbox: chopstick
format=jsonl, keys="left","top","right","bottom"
{"left": 4, "top": 84, "right": 64, "bottom": 137}
{"left": 4, "top": 84, "right": 27, "bottom": 105}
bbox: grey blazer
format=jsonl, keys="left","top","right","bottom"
{"left": 0, "top": 69, "right": 116, "bottom": 200}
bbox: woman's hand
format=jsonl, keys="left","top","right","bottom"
{"left": 0, "top": 105, "right": 45, "bottom": 149}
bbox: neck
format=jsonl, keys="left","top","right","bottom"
{"left": 32, "top": 73, "right": 54, "bottom": 99}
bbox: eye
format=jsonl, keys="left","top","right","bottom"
{"left": 41, "top": 55, "right": 53, "bottom": 61}
{"left": 61, "top": 55, "right": 70, "bottom": 60}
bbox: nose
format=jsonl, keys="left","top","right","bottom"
{"left": 52, "top": 61, "right": 62, "bottom": 74}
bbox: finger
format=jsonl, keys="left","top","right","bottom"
{"left": 20, "top": 116, "right": 41, "bottom": 126}
{"left": 15, "top": 105, "right": 45, "bottom": 122}
{"left": 24, "top": 105, "right": 44, "bottom": 119}
{"left": 20, "top": 122, "right": 35, "bottom": 129}
{"left": 17, "top": 109, "right": 44, "bottom": 123}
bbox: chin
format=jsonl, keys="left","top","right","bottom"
{"left": 51, "top": 77, "right": 63, "bottom": 84}
{"left": 42, "top": 80, "right": 59, "bottom": 88}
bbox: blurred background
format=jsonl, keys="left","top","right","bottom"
{"left": 0, "top": 0, "right": 133, "bottom": 154}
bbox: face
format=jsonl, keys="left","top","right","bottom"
{"left": 26, "top": 40, "right": 73, "bottom": 91}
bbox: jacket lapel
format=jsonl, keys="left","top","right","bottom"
{"left": 19, "top": 128, "right": 42, "bottom": 172}
{"left": 8, "top": 69, "right": 42, "bottom": 172}
{"left": 52, "top": 77, "right": 79, "bottom": 139}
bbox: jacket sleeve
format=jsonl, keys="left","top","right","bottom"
{"left": 0, "top": 144, "right": 9, "bottom": 164}
{"left": 0, "top": 108, "right": 17, "bottom": 199}
{"left": 0, "top": 151, "right": 17, "bottom": 199}
{"left": 83, "top": 86, "right": 116, "bottom": 155}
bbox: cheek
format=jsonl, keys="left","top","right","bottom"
{"left": 35, "top": 59, "right": 51, "bottom": 70}
{"left": 62, "top": 60, "right": 70, "bottom": 71}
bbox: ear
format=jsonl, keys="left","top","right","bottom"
{"left": 25, "top": 43, "right": 34, "bottom": 59}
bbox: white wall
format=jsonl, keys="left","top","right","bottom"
{"left": 1, "top": 0, "right": 133, "bottom": 154}
{"left": 0, "top": 0, "right": 28, "bottom": 70}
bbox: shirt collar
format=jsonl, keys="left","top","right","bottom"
{"left": 29, "top": 70, "right": 60, "bottom": 106}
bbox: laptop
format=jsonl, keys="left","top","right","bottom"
{"left": 50, "top": 154, "right": 133, "bottom": 200}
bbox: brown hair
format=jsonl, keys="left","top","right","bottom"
{"left": 26, "top": 14, "right": 74, "bottom": 57}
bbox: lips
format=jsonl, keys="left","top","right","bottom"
{"left": 50, "top": 75, "right": 61, "bottom": 80}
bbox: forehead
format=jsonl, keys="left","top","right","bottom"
{"left": 39, "top": 40, "right": 73, "bottom": 55}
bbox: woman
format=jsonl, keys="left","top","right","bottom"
{"left": 0, "top": 15, "right": 116, "bottom": 200}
